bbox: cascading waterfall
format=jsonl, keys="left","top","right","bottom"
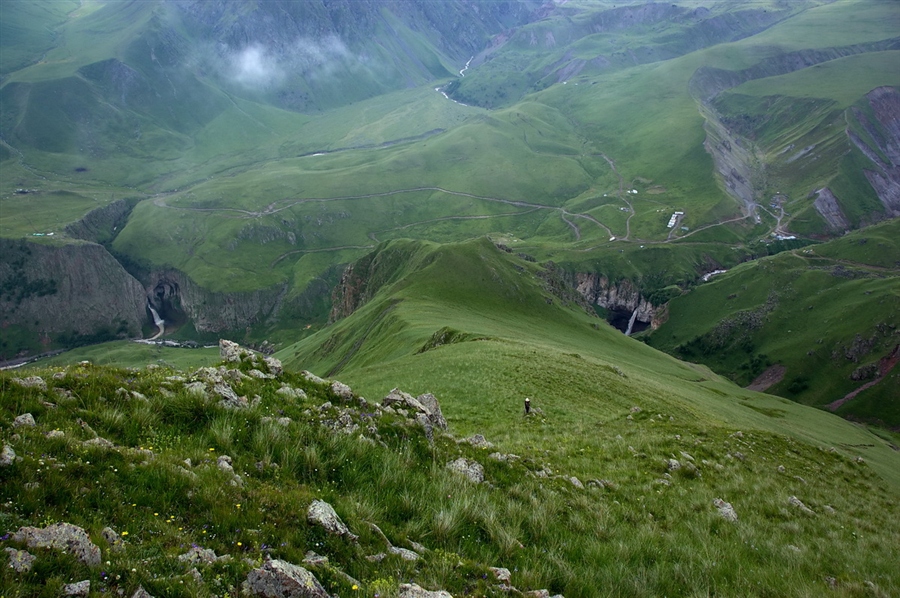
{"left": 148, "top": 304, "right": 165, "bottom": 340}
{"left": 624, "top": 307, "right": 639, "bottom": 336}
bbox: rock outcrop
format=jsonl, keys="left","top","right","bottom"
{"left": 574, "top": 273, "right": 655, "bottom": 324}
{"left": 12, "top": 523, "right": 101, "bottom": 567}
{"left": 307, "top": 499, "right": 358, "bottom": 542}
{"left": 244, "top": 559, "right": 330, "bottom": 598}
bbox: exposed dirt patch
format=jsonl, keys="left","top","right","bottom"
{"left": 646, "top": 186, "right": 667, "bottom": 194}
{"left": 746, "top": 364, "right": 786, "bottom": 392}
{"left": 828, "top": 344, "right": 900, "bottom": 412}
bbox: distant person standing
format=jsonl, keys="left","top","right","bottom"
{"left": 524, "top": 397, "right": 531, "bottom": 415}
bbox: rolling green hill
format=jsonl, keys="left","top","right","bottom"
{"left": 2, "top": 241, "right": 899, "bottom": 596}
{"left": 646, "top": 219, "right": 900, "bottom": 428}
{"left": 1, "top": 0, "right": 898, "bottom": 428}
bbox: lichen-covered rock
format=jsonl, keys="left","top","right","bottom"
{"left": 220, "top": 339, "right": 255, "bottom": 363}
{"left": 389, "top": 546, "right": 420, "bottom": 561}
{"left": 13, "top": 413, "right": 36, "bottom": 428}
{"left": 307, "top": 500, "right": 358, "bottom": 541}
{"left": 12, "top": 376, "right": 47, "bottom": 391}
{"left": 713, "top": 498, "right": 738, "bottom": 522}
{"left": 399, "top": 583, "right": 453, "bottom": 598}
{"left": 245, "top": 559, "right": 330, "bottom": 598}
{"left": 12, "top": 522, "right": 101, "bottom": 566}
{"left": 0, "top": 444, "right": 15, "bottom": 466}
{"left": 788, "top": 496, "right": 816, "bottom": 515}
{"left": 331, "top": 381, "right": 354, "bottom": 401}
{"left": 83, "top": 437, "right": 115, "bottom": 449}
{"left": 264, "top": 356, "right": 283, "bottom": 376}
{"left": 178, "top": 545, "right": 226, "bottom": 564}
{"left": 214, "top": 383, "right": 248, "bottom": 410}
{"left": 465, "top": 434, "right": 494, "bottom": 449}
{"left": 249, "top": 368, "right": 275, "bottom": 380}
{"left": 131, "top": 587, "right": 154, "bottom": 598}
{"left": 101, "top": 527, "right": 125, "bottom": 553}
{"left": 302, "top": 371, "right": 327, "bottom": 385}
{"left": 446, "top": 458, "right": 484, "bottom": 483}
{"left": 184, "top": 381, "right": 208, "bottom": 398}
{"left": 382, "top": 389, "right": 447, "bottom": 430}
{"left": 276, "top": 386, "right": 307, "bottom": 400}
{"left": 62, "top": 580, "right": 90, "bottom": 597}
{"left": 490, "top": 567, "right": 512, "bottom": 585}
{"left": 4, "top": 547, "right": 36, "bottom": 573}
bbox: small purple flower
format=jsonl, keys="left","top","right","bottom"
{"left": 0, "top": 533, "right": 10, "bottom": 541}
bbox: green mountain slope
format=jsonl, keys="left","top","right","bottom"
{"left": 277, "top": 238, "right": 900, "bottom": 484}
{"left": 647, "top": 219, "right": 900, "bottom": 428}
{"left": 3, "top": 245, "right": 898, "bottom": 596}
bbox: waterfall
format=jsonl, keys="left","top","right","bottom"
{"left": 624, "top": 307, "right": 639, "bottom": 336}
{"left": 148, "top": 304, "right": 165, "bottom": 339}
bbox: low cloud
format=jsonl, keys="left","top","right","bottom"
{"left": 230, "top": 45, "right": 284, "bottom": 88}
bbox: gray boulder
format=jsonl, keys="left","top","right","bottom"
{"left": 13, "top": 413, "right": 36, "bottom": 428}
{"left": 399, "top": 584, "right": 452, "bottom": 598}
{"left": 220, "top": 339, "right": 255, "bottom": 363}
{"left": 214, "top": 383, "right": 248, "bottom": 410}
{"left": 276, "top": 386, "right": 307, "bottom": 400}
{"left": 62, "top": 580, "right": 90, "bottom": 597}
{"left": 382, "top": 389, "right": 447, "bottom": 430}
{"left": 178, "top": 545, "right": 226, "bottom": 565}
{"left": 4, "top": 547, "right": 36, "bottom": 573}
{"left": 389, "top": 546, "right": 420, "bottom": 561}
{"left": 302, "top": 371, "right": 327, "bottom": 385}
{"left": 12, "top": 522, "right": 101, "bottom": 566}
{"left": 0, "top": 444, "right": 15, "bottom": 466}
{"left": 446, "top": 458, "right": 484, "bottom": 483}
{"left": 713, "top": 498, "right": 738, "bottom": 522}
{"left": 264, "top": 356, "right": 283, "bottom": 376}
{"left": 245, "top": 559, "right": 330, "bottom": 598}
{"left": 330, "top": 381, "right": 354, "bottom": 401}
{"left": 131, "top": 587, "right": 154, "bottom": 598}
{"left": 307, "top": 500, "right": 358, "bottom": 541}
{"left": 12, "top": 376, "right": 47, "bottom": 391}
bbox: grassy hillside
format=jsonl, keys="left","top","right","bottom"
{"left": 2, "top": 263, "right": 899, "bottom": 596}
{"left": 647, "top": 219, "right": 900, "bottom": 428}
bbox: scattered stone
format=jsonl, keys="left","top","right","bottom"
{"left": 654, "top": 478, "right": 672, "bottom": 487}
{"left": 12, "top": 522, "right": 101, "bottom": 566}
{"left": 398, "top": 583, "right": 453, "bottom": 598}
{"left": 53, "top": 372, "right": 67, "bottom": 380}
{"left": 331, "top": 381, "right": 354, "bottom": 401}
{"left": 630, "top": 406, "right": 641, "bottom": 413}
{"left": 83, "top": 437, "right": 115, "bottom": 449}
{"left": 307, "top": 499, "right": 358, "bottom": 541}
{"left": 245, "top": 559, "right": 329, "bottom": 598}
{"left": 465, "top": 434, "right": 494, "bottom": 449}
{"left": 389, "top": 546, "right": 420, "bottom": 561}
{"left": 587, "top": 479, "right": 615, "bottom": 490}
{"left": 382, "top": 389, "right": 447, "bottom": 429}
{"left": 264, "top": 356, "right": 283, "bottom": 376}
{"left": 855, "top": 456, "right": 865, "bottom": 464}
{"left": 777, "top": 465, "right": 786, "bottom": 473}
{"left": 490, "top": 567, "right": 512, "bottom": 585}
{"left": 731, "top": 431, "right": 744, "bottom": 439}
{"left": 101, "top": 527, "right": 125, "bottom": 553}
{"left": 415, "top": 413, "right": 434, "bottom": 442}
{"left": 787, "top": 545, "right": 802, "bottom": 553}
{"left": 262, "top": 416, "right": 292, "bottom": 427}
{"left": 276, "top": 386, "right": 307, "bottom": 400}
{"left": 62, "top": 580, "right": 90, "bottom": 597}
{"left": 446, "top": 458, "right": 484, "bottom": 483}
{"left": 713, "top": 498, "right": 738, "bottom": 522}
{"left": 13, "top": 413, "right": 36, "bottom": 428}
{"left": 131, "top": 587, "right": 154, "bottom": 598}
{"left": 318, "top": 401, "right": 333, "bottom": 411}
{"left": 302, "top": 371, "right": 327, "bottom": 385}
{"left": 793, "top": 476, "right": 807, "bottom": 485}
{"left": 524, "top": 591, "right": 550, "bottom": 598}
{"left": 489, "top": 452, "right": 520, "bottom": 462}
{"left": 12, "top": 376, "right": 47, "bottom": 391}
{"left": 788, "top": 496, "right": 815, "bottom": 515}
{"left": 249, "top": 369, "right": 274, "bottom": 380}
{"left": 666, "top": 459, "right": 681, "bottom": 471}
{"left": 214, "top": 383, "right": 248, "bottom": 410}
{"left": 178, "top": 545, "right": 226, "bottom": 565}
{"left": 824, "top": 505, "right": 836, "bottom": 515}
{"left": 184, "top": 382, "right": 208, "bottom": 398}
{"left": 302, "top": 551, "right": 329, "bottom": 567}
{"left": 366, "top": 553, "right": 387, "bottom": 563}
{"left": 679, "top": 451, "right": 695, "bottom": 462}
{"left": 217, "top": 455, "right": 244, "bottom": 487}
{"left": 220, "top": 339, "right": 254, "bottom": 364}
{"left": 0, "top": 445, "right": 15, "bottom": 467}
{"left": 824, "top": 576, "right": 837, "bottom": 588}
{"left": 408, "top": 540, "right": 427, "bottom": 554}
{"left": 4, "top": 547, "right": 36, "bottom": 573}
{"left": 166, "top": 376, "right": 187, "bottom": 383}
{"left": 568, "top": 476, "right": 584, "bottom": 489}
{"left": 45, "top": 430, "right": 65, "bottom": 439}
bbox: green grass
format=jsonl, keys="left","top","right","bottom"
{"left": 647, "top": 219, "right": 900, "bottom": 426}
{"left": 31, "top": 340, "right": 220, "bottom": 371}
{"left": 2, "top": 338, "right": 899, "bottom": 596}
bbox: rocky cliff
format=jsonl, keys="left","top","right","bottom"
{"left": 0, "top": 239, "right": 146, "bottom": 355}
{"left": 849, "top": 86, "right": 900, "bottom": 218}
{"left": 574, "top": 273, "right": 656, "bottom": 325}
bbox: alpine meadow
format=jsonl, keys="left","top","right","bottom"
{"left": 1, "top": 1, "right": 898, "bottom": 597}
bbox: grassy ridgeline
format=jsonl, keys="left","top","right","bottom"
{"left": 2, "top": 350, "right": 899, "bottom": 597}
